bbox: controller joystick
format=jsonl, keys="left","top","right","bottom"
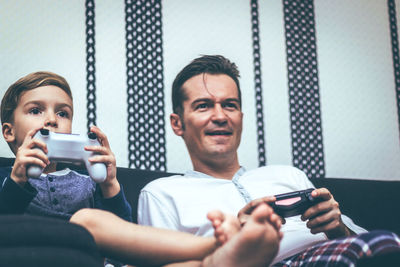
{"left": 40, "top": 128, "right": 50, "bottom": 135}
{"left": 88, "top": 132, "right": 97, "bottom": 140}
{"left": 26, "top": 129, "right": 107, "bottom": 183}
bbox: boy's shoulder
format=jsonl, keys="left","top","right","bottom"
{"left": 0, "top": 157, "right": 14, "bottom": 167}
{"left": 0, "top": 157, "right": 14, "bottom": 181}
{"left": 0, "top": 166, "right": 12, "bottom": 183}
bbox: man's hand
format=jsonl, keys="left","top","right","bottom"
{"left": 237, "top": 196, "right": 283, "bottom": 226}
{"left": 301, "top": 188, "right": 352, "bottom": 239}
{"left": 11, "top": 128, "right": 49, "bottom": 186}
{"left": 86, "top": 125, "right": 120, "bottom": 198}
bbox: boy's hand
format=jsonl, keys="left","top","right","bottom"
{"left": 11, "top": 128, "right": 50, "bottom": 186}
{"left": 85, "top": 125, "right": 120, "bottom": 198}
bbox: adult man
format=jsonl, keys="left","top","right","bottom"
{"left": 138, "top": 55, "right": 400, "bottom": 265}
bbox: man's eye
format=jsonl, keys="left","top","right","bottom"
{"left": 223, "top": 103, "right": 238, "bottom": 109}
{"left": 29, "top": 108, "right": 41, "bottom": 115}
{"left": 196, "top": 103, "right": 208, "bottom": 109}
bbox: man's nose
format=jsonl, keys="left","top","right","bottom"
{"left": 211, "top": 105, "right": 228, "bottom": 124}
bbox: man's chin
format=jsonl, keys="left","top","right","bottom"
{"left": 205, "top": 147, "right": 234, "bottom": 157}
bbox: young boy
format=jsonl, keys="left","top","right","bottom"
{"left": 0, "top": 71, "right": 131, "bottom": 221}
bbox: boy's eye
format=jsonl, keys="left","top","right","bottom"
{"left": 57, "top": 111, "right": 70, "bottom": 118}
{"left": 29, "top": 108, "right": 41, "bottom": 115}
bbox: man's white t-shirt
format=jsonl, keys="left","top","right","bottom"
{"left": 138, "top": 165, "right": 366, "bottom": 263}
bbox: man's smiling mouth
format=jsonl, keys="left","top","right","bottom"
{"left": 206, "top": 131, "right": 232, "bottom": 136}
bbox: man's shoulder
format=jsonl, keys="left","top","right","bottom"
{"left": 140, "top": 172, "right": 225, "bottom": 195}
{"left": 141, "top": 174, "right": 186, "bottom": 191}
{"left": 241, "top": 165, "right": 308, "bottom": 184}
{"left": 246, "top": 165, "right": 305, "bottom": 176}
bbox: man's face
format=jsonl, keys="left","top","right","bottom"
{"left": 3, "top": 85, "right": 73, "bottom": 150}
{"left": 171, "top": 73, "right": 243, "bottom": 165}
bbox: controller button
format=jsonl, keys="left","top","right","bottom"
{"left": 40, "top": 128, "right": 50, "bottom": 135}
{"left": 88, "top": 132, "right": 97, "bottom": 140}
{"left": 48, "top": 177, "right": 54, "bottom": 182}
{"left": 50, "top": 187, "right": 56, "bottom": 192}
{"left": 52, "top": 199, "right": 59, "bottom": 205}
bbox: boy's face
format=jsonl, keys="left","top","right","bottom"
{"left": 2, "top": 85, "right": 73, "bottom": 150}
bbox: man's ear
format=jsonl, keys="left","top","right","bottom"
{"left": 170, "top": 113, "right": 184, "bottom": 136}
{"left": 2, "top": 123, "right": 15, "bottom": 143}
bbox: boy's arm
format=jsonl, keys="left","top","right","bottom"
{"left": 0, "top": 167, "right": 38, "bottom": 214}
{"left": 0, "top": 128, "right": 49, "bottom": 214}
{"left": 85, "top": 126, "right": 120, "bottom": 197}
{"left": 86, "top": 126, "right": 132, "bottom": 221}
{"left": 94, "top": 184, "right": 133, "bottom": 222}
{"left": 8, "top": 128, "right": 50, "bottom": 186}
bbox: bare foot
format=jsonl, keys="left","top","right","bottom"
{"left": 207, "top": 210, "right": 241, "bottom": 246}
{"left": 202, "top": 203, "right": 282, "bottom": 267}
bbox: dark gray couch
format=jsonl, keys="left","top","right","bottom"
{"left": 1, "top": 156, "right": 399, "bottom": 236}
{"left": 1, "top": 156, "right": 400, "bottom": 266}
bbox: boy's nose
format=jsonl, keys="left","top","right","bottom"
{"left": 44, "top": 114, "right": 57, "bottom": 127}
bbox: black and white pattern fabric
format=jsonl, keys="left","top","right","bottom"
{"left": 124, "top": 0, "right": 166, "bottom": 171}
{"left": 85, "top": 0, "right": 97, "bottom": 131}
{"left": 282, "top": 0, "right": 325, "bottom": 179}
{"left": 388, "top": 0, "right": 400, "bottom": 141}
{"left": 250, "top": 0, "right": 267, "bottom": 167}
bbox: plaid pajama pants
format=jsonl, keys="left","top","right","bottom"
{"left": 273, "top": 230, "right": 400, "bottom": 266}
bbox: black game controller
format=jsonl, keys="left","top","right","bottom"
{"left": 270, "top": 188, "right": 322, "bottom": 218}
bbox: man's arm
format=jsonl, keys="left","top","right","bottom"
{"left": 236, "top": 188, "right": 363, "bottom": 240}
{"left": 301, "top": 188, "right": 357, "bottom": 239}
{"left": 289, "top": 168, "right": 365, "bottom": 238}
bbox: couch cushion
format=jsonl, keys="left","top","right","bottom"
{"left": 0, "top": 214, "right": 103, "bottom": 267}
{"left": 1, "top": 157, "right": 399, "bottom": 235}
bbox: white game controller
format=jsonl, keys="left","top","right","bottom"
{"left": 27, "top": 129, "right": 107, "bottom": 183}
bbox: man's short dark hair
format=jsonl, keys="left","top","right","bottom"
{"left": 172, "top": 55, "right": 241, "bottom": 115}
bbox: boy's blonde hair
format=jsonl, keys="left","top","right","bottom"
{"left": 1, "top": 71, "right": 73, "bottom": 124}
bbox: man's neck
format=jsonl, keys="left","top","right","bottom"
{"left": 192, "top": 157, "right": 240, "bottom": 180}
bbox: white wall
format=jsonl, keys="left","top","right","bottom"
{"left": 0, "top": 0, "right": 399, "bottom": 180}
{"left": 316, "top": 1, "right": 400, "bottom": 179}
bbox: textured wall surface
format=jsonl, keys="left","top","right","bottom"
{"left": 0, "top": 0, "right": 399, "bottom": 180}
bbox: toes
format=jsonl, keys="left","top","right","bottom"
{"left": 207, "top": 210, "right": 225, "bottom": 222}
